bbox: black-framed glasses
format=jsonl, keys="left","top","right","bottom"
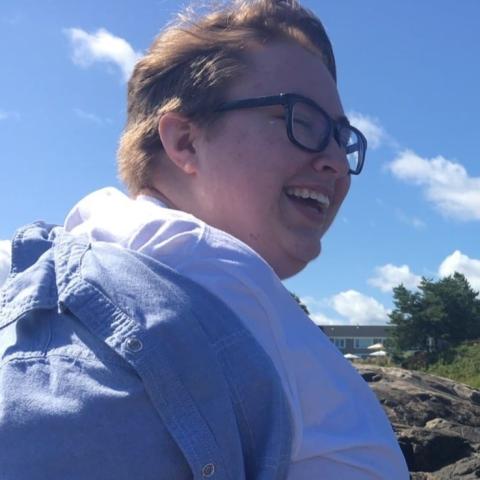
{"left": 215, "top": 93, "right": 367, "bottom": 175}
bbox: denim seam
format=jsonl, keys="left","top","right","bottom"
{"left": 0, "top": 298, "right": 57, "bottom": 330}
{"left": 219, "top": 351, "right": 257, "bottom": 463}
{"left": 141, "top": 360, "right": 205, "bottom": 478}
{"left": 0, "top": 351, "right": 131, "bottom": 371}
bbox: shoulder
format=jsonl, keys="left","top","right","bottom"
{"left": 134, "top": 195, "right": 271, "bottom": 280}
{"left": 63, "top": 186, "right": 272, "bottom": 275}
{"left": 63, "top": 188, "right": 309, "bottom": 337}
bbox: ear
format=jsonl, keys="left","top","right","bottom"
{"left": 158, "top": 112, "right": 199, "bottom": 175}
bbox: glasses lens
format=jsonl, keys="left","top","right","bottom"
{"left": 341, "top": 126, "right": 364, "bottom": 174}
{"left": 291, "top": 101, "right": 329, "bottom": 150}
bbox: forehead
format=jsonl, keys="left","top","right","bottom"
{"left": 227, "top": 41, "right": 344, "bottom": 118}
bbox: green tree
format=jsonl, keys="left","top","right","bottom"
{"left": 388, "top": 273, "right": 480, "bottom": 353}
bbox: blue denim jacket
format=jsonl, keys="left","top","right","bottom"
{"left": 0, "top": 223, "right": 292, "bottom": 480}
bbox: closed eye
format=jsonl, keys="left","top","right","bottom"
{"left": 293, "top": 118, "right": 314, "bottom": 130}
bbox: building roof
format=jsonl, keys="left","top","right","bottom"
{"left": 321, "top": 325, "right": 392, "bottom": 337}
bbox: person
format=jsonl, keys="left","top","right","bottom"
{"left": 0, "top": 0, "right": 409, "bottom": 478}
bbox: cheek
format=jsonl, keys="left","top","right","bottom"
{"left": 337, "top": 175, "right": 351, "bottom": 204}
{"left": 201, "top": 117, "right": 292, "bottom": 208}
{"left": 327, "top": 175, "right": 350, "bottom": 223}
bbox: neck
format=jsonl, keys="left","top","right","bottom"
{"left": 138, "top": 186, "right": 177, "bottom": 209}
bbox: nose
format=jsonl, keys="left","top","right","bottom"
{"left": 311, "top": 138, "right": 350, "bottom": 177}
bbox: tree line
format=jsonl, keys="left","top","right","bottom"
{"left": 387, "top": 272, "right": 480, "bottom": 354}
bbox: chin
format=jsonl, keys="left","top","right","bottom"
{"left": 275, "top": 256, "right": 312, "bottom": 280}
{"left": 280, "top": 243, "right": 322, "bottom": 279}
{"left": 259, "top": 237, "right": 322, "bottom": 279}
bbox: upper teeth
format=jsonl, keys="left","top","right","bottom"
{"left": 285, "top": 187, "right": 330, "bottom": 208}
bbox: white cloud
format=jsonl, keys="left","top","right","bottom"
{"left": 310, "top": 312, "right": 342, "bottom": 326}
{"left": 438, "top": 250, "right": 480, "bottom": 292}
{"left": 331, "top": 290, "right": 390, "bottom": 325}
{"left": 347, "top": 111, "right": 388, "bottom": 150}
{"left": 0, "top": 109, "right": 20, "bottom": 121}
{"left": 300, "top": 296, "right": 339, "bottom": 325}
{"left": 65, "top": 28, "right": 142, "bottom": 81}
{"left": 300, "top": 295, "right": 327, "bottom": 310}
{"left": 73, "top": 108, "right": 110, "bottom": 125}
{"left": 369, "top": 264, "right": 422, "bottom": 293}
{"left": 1, "top": 13, "right": 23, "bottom": 26}
{"left": 395, "top": 209, "right": 426, "bottom": 229}
{"left": 301, "top": 291, "right": 390, "bottom": 325}
{"left": 0, "top": 240, "right": 11, "bottom": 287}
{"left": 389, "top": 149, "right": 480, "bottom": 221}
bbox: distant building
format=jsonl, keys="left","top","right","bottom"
{"left": 320, "top": 325, "right": 391, "bottom": 357}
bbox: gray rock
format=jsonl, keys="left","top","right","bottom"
{"left": 356, "top": 365, "right": 480, "bottom": 478}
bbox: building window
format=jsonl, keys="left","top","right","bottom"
{"left": 334, "top": 338, "right": 346, "bottom": 349}
{"left": 354, "top": 338, "right": 374, "bottom": 349}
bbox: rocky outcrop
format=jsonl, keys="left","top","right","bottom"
{"left": 356, "top": 365, "right": 480, "bottom": 479}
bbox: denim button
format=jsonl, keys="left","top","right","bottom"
{"left": 201, "top": 463, "right": 215, "bottom": 477}
{"left": 125, "top": 336, "right": 143, "bottom": 352}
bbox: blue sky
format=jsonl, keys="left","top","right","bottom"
{"left": 1, "top": 0, "right": 479, "bottom": 325}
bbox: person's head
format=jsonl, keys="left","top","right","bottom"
{"left": 118, "top": 0, "right": 366, "bottom": 279}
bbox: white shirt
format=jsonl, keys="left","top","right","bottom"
{"left": 65, "top": 187, "right": 409, "bottom": 479}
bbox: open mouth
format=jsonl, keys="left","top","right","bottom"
{"left": 284, "top": 187, "right": 330, "bottom": 215}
